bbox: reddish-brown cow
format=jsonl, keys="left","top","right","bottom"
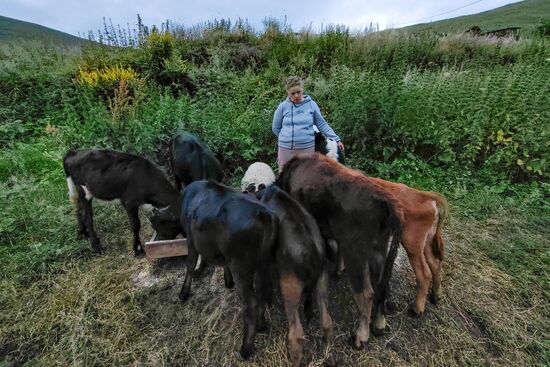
{"left": 367, "top": 177, "right": 448, "bottom": 316}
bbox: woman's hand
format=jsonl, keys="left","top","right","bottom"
{"left": 337, "top": 141, "right": 345, "bottom": 151}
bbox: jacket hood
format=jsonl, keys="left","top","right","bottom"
{"left": 285, "top": 95, "right": 312, "bottom": 106}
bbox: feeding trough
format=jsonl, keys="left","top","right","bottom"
{"left": 144, "top": 232, "right": 188, "bottom": 259}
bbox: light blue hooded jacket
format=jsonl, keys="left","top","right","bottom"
{"left": 272, "top": 95, "right": 340, "bottom": 150}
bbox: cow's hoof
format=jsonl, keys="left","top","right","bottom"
{"left": 349, "top": 333, "right": 367, "bottom": 350}
{"left": 371, "top": 325, "right": 385, "bottom": 337}
{"left": 134, "top": 250, "right": 145, "bottom": 258}
{"left": 236, "top": 347, "right": 252, "bottom": 361}
{"left": 179, "top": 291, "right": 190, "bottom": 303}
{"left": 429, "top": 292, "right": 441, "bottom": 305}
{"left": 407, "top": 304, "right": 424, "bottom": 318}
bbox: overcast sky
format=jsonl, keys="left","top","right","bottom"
{"left": 1, "top": 0, "right": 524, "bottom": 37}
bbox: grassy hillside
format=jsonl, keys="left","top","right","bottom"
{"left": 402, "top": 0, "right": 550, "bottom": 34}
{"left": 0, "top": 15, "right": 85, "bottom": 45}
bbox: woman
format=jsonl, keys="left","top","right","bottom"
{"left": 272, "top": 76, "right": 344, "bottom": 171}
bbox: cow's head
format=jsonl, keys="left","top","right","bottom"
{"left": 314, "top": 131, "right": 328, "bottom": 155}
{"left": 149, "top": 206, "right": 183, "bottom": 241}
{"left": 314, "top": 131, "right": 344, "bottom": 164}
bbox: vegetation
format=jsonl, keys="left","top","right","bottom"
{"left": 403, "top": 0, "right": 550, "bottom": 35}
{"left": 1, "top": 8, "right": 549, "bottom": 366}
{"left": 0, "top": 15, "right": 85, "bottom": 45}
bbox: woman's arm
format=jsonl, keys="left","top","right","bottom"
{"left": 312, "top": 101, "right": 340, "bottom": 142}
{"left": 272, "top": 104, "right": 283, "bottom": 136}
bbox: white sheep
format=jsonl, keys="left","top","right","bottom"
{"left": 241, "top": 162, "right": 276, "bottom": 192}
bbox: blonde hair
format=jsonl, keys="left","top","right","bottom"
{"left": 285, "top": 76, "right": 303, "bottom": 90}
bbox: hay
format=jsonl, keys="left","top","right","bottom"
{"left": 1, "top": 206, "right": 548, "bottom": 366}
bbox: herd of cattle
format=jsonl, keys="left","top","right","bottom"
{"left": 63, "top": 130, "right": 447, "bottom": 366}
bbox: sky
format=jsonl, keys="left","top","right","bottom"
{"left": 1, "top": 0, "right": 524, "bottom": 37}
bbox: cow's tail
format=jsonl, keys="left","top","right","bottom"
{"left": 377, "top": 201, "right": 402, "bottom": 308}
{"left": 63, "top": 150, "right": 79, "bottom": 205}
{"left": 427, "top": 192, "right": 448, "bottom": 261}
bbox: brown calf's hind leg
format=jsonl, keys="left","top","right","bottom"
{"left": 407, "top": 250, "right": 432, "bottom": 317}
{"left": 280, "top": 273, "right": 305, "bottom": 367}
{"left": 425, "top": 235, "right": 443, "bottom": 305}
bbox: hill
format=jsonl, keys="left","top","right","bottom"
{"left": 0, "top": 15, "right": 85, "bottom": 45}
{"left": 401, "top": 0, "right": 550, "bottom": 35}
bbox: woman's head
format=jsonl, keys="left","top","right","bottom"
{"left": 285, "top": 76, "right": 304, "bottom": 104}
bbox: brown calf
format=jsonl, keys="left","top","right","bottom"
{"left": 367, "top": 177, "right": 448, "bottom": 316}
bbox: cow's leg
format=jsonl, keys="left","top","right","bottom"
{"left": 280, "top": 273, "right": 305, "bottom": 367}
{"left": 254, "top": 265, "right": 271, "bottom": 332}
{"left": 315, "top": 269, "right": 334, "bottom": 343}
{"left": 371, "top": 244, "right": 391, "bottom": 336}
{"left": 179, "top": 242, "right": 199, "bottom": 302}
{"left": 80, "top": 197, "right": 102, "bottom": 253}
{"left": 234, "top": 272, "right": 258, "bottom": 360}
{"left": 347, "top": 261, "right": 374, "bottom": 350}
{"left": 304, "top": 291, "right": 314, "bottom": 324}
{"left": 407, "top": 248, "right": 432, "bottom": 316}
{"left": 123, "top": 203, "right": 143, "bottom": 256}
{"left": 224, "top": 265, "right": 235, "bottom": 289}
{"left": 75, "top": 200, "right": 88, "bottom": 239}
{"left": 425, "top": 235, "right": 443, "bottom": 305}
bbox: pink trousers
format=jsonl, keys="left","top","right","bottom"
{"left": 277, "top": 146, "right": 315, "bottom": 172}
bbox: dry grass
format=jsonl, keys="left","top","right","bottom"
{"left": 1, "top": 205, "right": 548, "bottom": 367}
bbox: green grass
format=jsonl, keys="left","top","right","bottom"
{"left": 0, "top": 15, "right": 86, "bottom": 45}
{"left": 402, "top": 0, "right": 550, "bottom": 35}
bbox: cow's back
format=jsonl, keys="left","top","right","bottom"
{"left": 279, "top": 155, "right": 394, "bottom": 230}
{"left": 170, "top": 132, "right": 222, "bottom": 184}
{"left": 367, "top": 177, "right": 440, "bottom": 224}
{"left": 181, "top": 180, "right": 275, "bottom": 264}
{"left": 64, "top": 149, "right": 176, "bottom": 205}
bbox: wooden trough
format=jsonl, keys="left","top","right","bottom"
{"left": 144, "top": 232, "right": 188, "bottom": 259}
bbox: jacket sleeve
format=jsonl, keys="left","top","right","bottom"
{"left": 272, "top": 103, "right": 283, "bottom": 136}
{"left": 312, "top": 101, "right": 340, "bottom": 142}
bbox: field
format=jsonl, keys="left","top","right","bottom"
{"left": 1, "top": 13, "right": 549, "bottom": 367}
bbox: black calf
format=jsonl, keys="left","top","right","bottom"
{"left": 63, "top": 149, "right": 179, "bottom": 256}
{"left": 175, "top": 180, "right": 278, "bottom": 360}
{"left": 169, "top": 131, "right": 223, "bottom": 191}
{"left": 258, "top": 185, "right": 334, "bottom": 367}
